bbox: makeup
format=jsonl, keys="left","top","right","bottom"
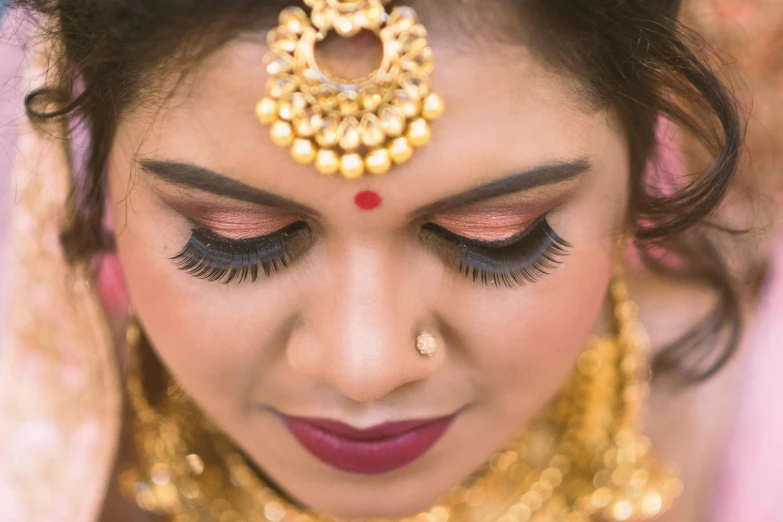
{"left": 279, "top": 412, "right": 458, "bottom": 475}
{"left": 421, "top": 216, "right": 571, "bottom": 288}
{"left": 426, "top": 186, "right": 573, "bottom": 244}
{"left": 146, "top": 159, "right": 576, "bottom": 287}
{"left": 171, "top": 221, "right": 312, "bottom": 283}
{"left": 354, "top": 190, "right": 382, "bottom": 211}
{"left": 180, "top": 206, "right": 298, "bottom": 240}
{"left": 431, "top": 207, "right": 546, "bottom": 243}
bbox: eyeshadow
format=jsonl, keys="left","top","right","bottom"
{"left": 431, "top": 211, "right": 539, "bottom": 242}
{"left": 429, "top": 195, "right": 565, "bottom": 243}
{"left": 154, "top": 191, "right": 299, "bottom": 240}
{"left": 189, "top": 210, "right": 298, "bottom": 240}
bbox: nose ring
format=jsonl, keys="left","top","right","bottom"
{"left": 415, "top": 332, "right": 438, "bottom": 357}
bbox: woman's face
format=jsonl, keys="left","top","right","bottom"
{"left": 108, "top": 30, "right": 630, "bottom": 518}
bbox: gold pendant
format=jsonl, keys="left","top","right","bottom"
{"left": 255, "top": 0, "right": 445, "bottom": 178}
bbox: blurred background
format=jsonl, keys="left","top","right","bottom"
{"left": 683, "top": 0, "right": 783, "bottom": 221}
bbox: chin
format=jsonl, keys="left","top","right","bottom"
{"left": 288, "top": 469, "right": 462, "bottom": 520}
{"left": 307, "top": 495, "right": 441, "bottom": 520}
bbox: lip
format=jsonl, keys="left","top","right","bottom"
{"left": 279, "top": 412, "right": 459, "bottom": 475}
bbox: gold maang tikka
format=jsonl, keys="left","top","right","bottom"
{"left": 255, "top": 0, "right": 445, "bottom": 179}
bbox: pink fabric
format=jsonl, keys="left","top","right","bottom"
{"left": 1, "top": 8, "right": 782, "bottom": 520}
{"left": 0, "top": 13, "right": 129, "bottom": 319}
{"left": 712, "top": 232, "right": 783, "bottom": 522}
{"left": 0, "top": 12, "right": 30, "bottom": 328}
{"left": 0, "top": 13, "right": 121, "bottom": 521}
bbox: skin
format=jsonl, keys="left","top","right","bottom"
{"left": 104, "top": 26, "right": 739, "bottom": 521}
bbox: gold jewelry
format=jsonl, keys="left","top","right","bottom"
{"left": 416, "top": 331, "right": 438, "bottom": 357}
{"left": 121, "top": 262, "right": 681, "bottom": 522}
{"left": 256, "top": 0, "right": 445, "bottom": 178}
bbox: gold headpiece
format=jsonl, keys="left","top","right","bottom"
{"left": 256, "top": 0, "right": 445, "bottom": 179}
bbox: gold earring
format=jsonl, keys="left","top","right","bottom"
{"left": 415, "top": 331, "right": 438, "bottom": 357}
{"left": 120, "top": 317, "right": 217, "bottom": 517}
{"left": 568, "top": 256, "right": 683, "bottom": 521}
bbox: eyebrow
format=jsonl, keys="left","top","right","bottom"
{"left": 413, "top": 159, "right": 591, "bottom": 216}
{"left": 139, "top": 158, "right": 591, "bottom": 216}
{"left": 139, "top": 159, "right": 318, "bottom": 216}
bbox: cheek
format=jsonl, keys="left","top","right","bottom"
{"left": 452, "top": 242, "right": 613, "bottom": 423}
{"left": 109, "top": 178, "right": 285, "bottom": 423}
{"left": 446, "top": 167, "right": 624, "bottom": 424}
{"left": 477, "top": 257, "right": 611, "bottom": 376}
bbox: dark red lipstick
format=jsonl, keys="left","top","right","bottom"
{"left": 279, "top": 413, "right": 458, "bottom": 475}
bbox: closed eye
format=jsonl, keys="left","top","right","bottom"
{"left": 171, "top": 220, "right": 312, "bottom": 284}
{"left": 420, "top": 215, "right": 571, "bottom": 288}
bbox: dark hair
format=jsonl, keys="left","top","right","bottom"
{"left": 11, "top": 0, "right": 745, "bottom": 383}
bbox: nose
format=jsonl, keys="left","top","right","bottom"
{"left": 286, "top": 245, "right": 444, "bottom": 403}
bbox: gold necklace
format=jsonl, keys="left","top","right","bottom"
{"left": 120, "top": 265, "right": 682, "bottom": 522}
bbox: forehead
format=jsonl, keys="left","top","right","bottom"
{"left": 119, "top": 33, "right": 613, "bottom": 215}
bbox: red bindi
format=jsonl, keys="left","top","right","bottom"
{"left": 354, "top": 191, "right": 382, "bottom": 211}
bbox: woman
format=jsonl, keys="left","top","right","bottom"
{"left": 0, "top": 0, "right": 761, "bottom": 521}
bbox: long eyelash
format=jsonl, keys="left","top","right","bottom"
{"left": 171, "top": 222, "right": 309, "bottom": 284}
{"left": 423, "top": 217, "right": 571, "bottom": 289}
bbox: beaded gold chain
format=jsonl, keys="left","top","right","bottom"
{"left": 121, "top": 263, "right": 682, "bottom": 522}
